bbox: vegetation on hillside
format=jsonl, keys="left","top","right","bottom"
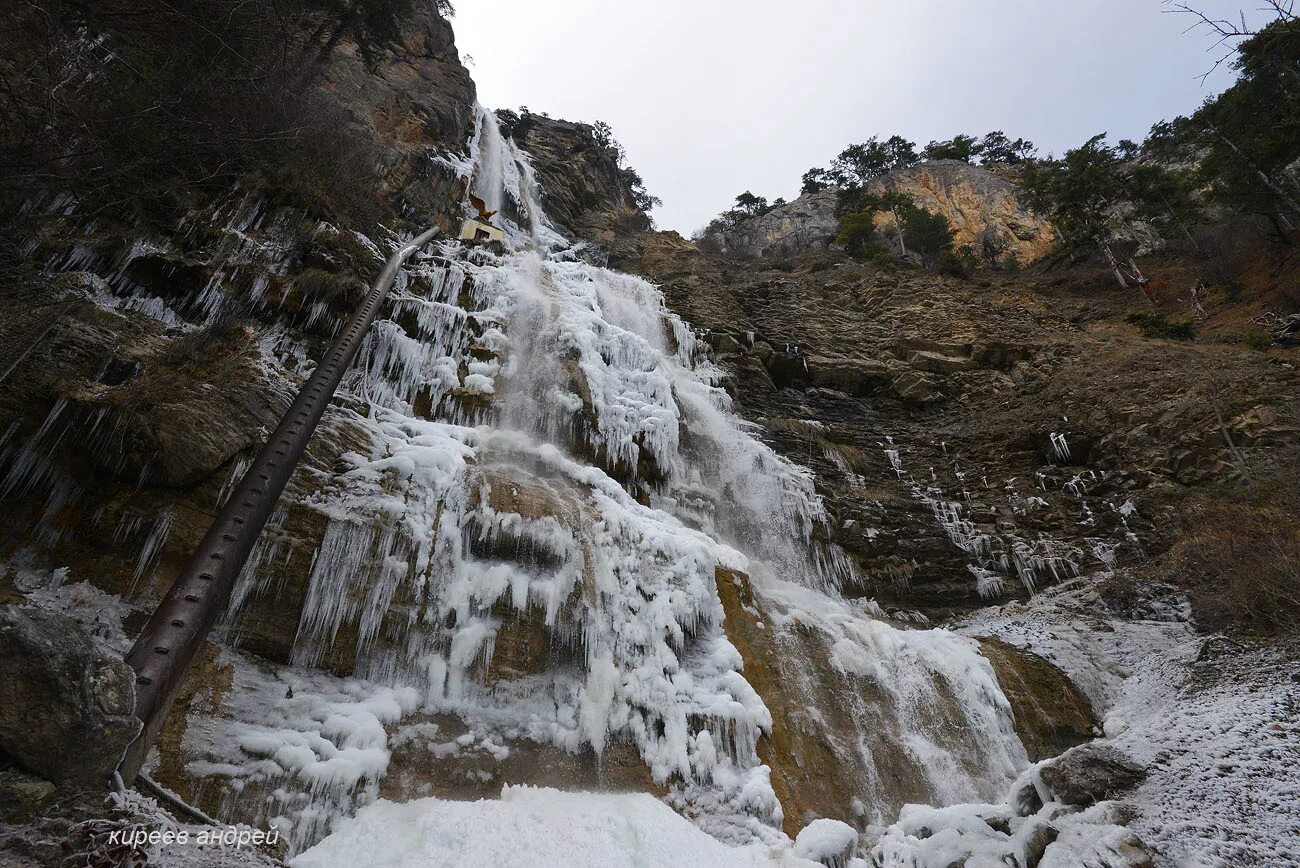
{"left": 699, "top": 5, "right": 1299, "bottom": 295}
{"left": 0, "top": 0, "right": 442, "bottom": 240}
{"left": 591, "top": 121, "right": 664, "bottom": 215}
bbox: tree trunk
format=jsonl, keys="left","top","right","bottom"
{"left": 1159, "top": 193, "right": 1201, "bottom": 252}
{"left": 890, "top": 206, "right": 909, "bottom": 258}
{"left": 1207, "top": 123, "right": 1300, "bottom": 215}
{"left": 1211, "top": 396, "right": 1252, "bottom": 480}
{"left": 1099, "top": 239, "right": 1128, "bottom": 289}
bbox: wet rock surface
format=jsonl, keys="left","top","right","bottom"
{"left": 977, "top": 637, "right": 1096, "bottom": 762}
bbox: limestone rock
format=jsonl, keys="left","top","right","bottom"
{"left": 869, "top": 161, "right": 1056, "bottom": 263}
{"left": 1039, "top": 743, "right": 1147, "bottom": 807}
{"left": 1022, "top": 818, "right": 1060, "bottom": 867}
{"left": 806, "top": 356, "right": 892, "bottom": 396}
{"left": 715, "top": 567, "right": 1015, "bottom": 836}
{"left": 701, "top": 190, "right": 840, "bottom": 257}
{"left": 503, "top": 112, "right": 652, "bottom": 251}
{"left": 702, "top": 161, "right": 1055, "bottom": 264}
{"left": 323, "top": 3, "right": 476, "bottom": 227}
{"left": 1012, "top": 777, "right": 1045, "bottom": 818}
{"left": 0, "top": 605, "right": 140, "bottom": 786}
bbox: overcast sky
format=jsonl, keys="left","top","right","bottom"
{"left": 453, "top": 0, "right": 1269, "bottom": 234}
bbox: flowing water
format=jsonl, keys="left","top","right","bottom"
{"left": 148, "top": 107, "right": 1030, "bottom": 851}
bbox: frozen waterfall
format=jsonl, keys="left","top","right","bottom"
{"left": 200, "top": 107, "right": 1030, "bottom": 854}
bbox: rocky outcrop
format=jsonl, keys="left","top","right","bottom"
{"left": 0, "top": 606, "right": 139, "bottom": 787}
{"left": 701, "top": 190, "right": 840, "bottom": 258}
{"left": 978, "top": 638, "right": 1096, "bottom": 761}
{"left": 869, "top": 160, "right": 1056, "bottom": 262}
{"left": 501, "top": 112, "right": 652, "bottom": 251}
{"left": 701, "top": 161, "right": 1055, "bottom": 264}
{"left": 1039, "top": 744, "right": 1148, "bottom": 807}
{"left": 323, "top": 4, "right": 477, "bottom": 226}
{"left": 623, "top": 230, "right": 1300, "bottom": 615}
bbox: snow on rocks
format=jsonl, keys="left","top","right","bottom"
{"left": 881, "top": 577, "right": 1300, "bottom": 867}
{"left": 794, "top": 819, "right": 857, "bottom": 868}
{"left": 869, "top": 785, "right": 1152, "bottom": 868}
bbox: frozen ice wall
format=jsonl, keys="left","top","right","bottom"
{"left": 206, "top": 108, "right": 1029, "bottom": 851}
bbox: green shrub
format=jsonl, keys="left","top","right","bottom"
{"left": 1126, "top": 312, "right": 1197, "bottom": 341}
{"left": 939, "top": 245, "right": 979, "bottom": 278}
{"left": 902, "top": 208, "right": 955, "bottom": 269}
{"left": 835, "top": 210, "right": 879, "bottom": 258}
{"left": 1243, "top": 329, "right": 1273, "bottom": 351}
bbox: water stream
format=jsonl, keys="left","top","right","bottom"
{"left": 178, "top": 107, "right": 1029, "bottom": 851}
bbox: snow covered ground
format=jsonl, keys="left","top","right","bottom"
{"left": 868, "top": 576, "right": 1300, "bottom": 868}
{"left": 291, "top": 786, "right": 824, "bottom": 868}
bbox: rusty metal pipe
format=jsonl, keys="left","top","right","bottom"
{"left": 119, "top": 226, "right": 440, "bottom": 782}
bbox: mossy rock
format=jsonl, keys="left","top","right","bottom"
{"left": 977, "top": 636, "right": 1095, "bottom": 762}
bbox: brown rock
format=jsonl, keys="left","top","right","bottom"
{"left": 0, "top": 606, "right": 140, "bottom": 787}
{"left": 1039, "top": 743, "right": 1147, "bottom": 807}
{"left": 977, "top": 637, "right": 1095, "bottom": 762}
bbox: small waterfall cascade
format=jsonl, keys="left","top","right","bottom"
{"left": 176, "top": 108, "right": 1030, "bottom": 851}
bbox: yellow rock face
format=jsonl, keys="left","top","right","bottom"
{"left": 869, "top": 161, "right": 1057, "bottom": 264}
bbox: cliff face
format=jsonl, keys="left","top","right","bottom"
{"left": 703, "top": 160, "right": 1056, "bottom": 263}
{"left": 3, "top": 8, "right": 1299, "bottom": 867}
{"left": 325, "top": 6, "right": 478, "bottom": 222}
{"left": 622, "top": 230, "right": 1300, "bottom": 615}
{"left": 0, "top": 2, "right": 480, "bottom": 566}
{"left": 498, "top": 112, "right": 653, "bottom": 252}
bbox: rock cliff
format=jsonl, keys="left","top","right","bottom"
{"left": 498, "top": 112, "right": 653, "bottom": 251}
{"left": 621, "top": 230, "right": 1300, "bottom": 616}
{"left": 702, "top": 160, "right": 1056, "bottom": 263}
{"left": 2, "top": 6, "right": 1298, "bottom": 868}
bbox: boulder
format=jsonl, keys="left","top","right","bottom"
{"left": 1039, "top": 743, "right": 1147, "bottom": 807}
{"left": 977, "top": 637, "right": 1095, "bottom": 762}
{"left": 0, "top": 606, "right": 140, "bottom": 786}
{"left": 793, "top": 818, "right": 857, "bottom": 868}
{"left": 1022, "top": 819, "right": 1059, "bottom": 867}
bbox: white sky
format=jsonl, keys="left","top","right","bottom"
{"left": 453, "top": 0, "right": 1268, "bottom": 234}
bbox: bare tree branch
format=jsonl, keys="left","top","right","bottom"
{"left": 1165, "top": 0, "right": 1298, "bottom": 82}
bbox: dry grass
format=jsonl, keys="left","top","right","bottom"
{"left": 1163, "top": 493, "right": 1300, "bottom": 636}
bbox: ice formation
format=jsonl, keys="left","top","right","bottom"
{"left": 879, "top": 443, "right": 1139, "bottom": 599}
{"left": 56, "top": 107, "right": 1032, "bottom": 856}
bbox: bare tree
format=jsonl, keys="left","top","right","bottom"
{"left": 1166, "top": 0, "right": 1298, "bottom": 81}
